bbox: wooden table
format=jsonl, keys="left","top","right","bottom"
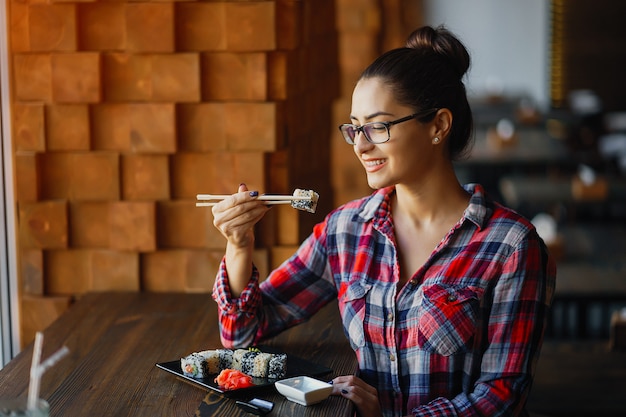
{"left": 526, "top": 340, "right": 626, "bottom": 417}
{"left": 0, "top": 292, "right": 357, "bottom": 416}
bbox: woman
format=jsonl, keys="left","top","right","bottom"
{"left": 211, "top": 25, "right": 556, "bottom": 417}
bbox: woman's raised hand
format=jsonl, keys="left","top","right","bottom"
{"left": 211, "top": 183, "right": 271, "bottom": 249}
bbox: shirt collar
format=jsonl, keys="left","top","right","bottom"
{"left": 462, "top": 183, "right": 492, "bottom": 230}
{"left": 354, "top": 187, "right": 394, "bottom": 223}
{"left": 354, "top": 184, "right": 492, "bottom": 230}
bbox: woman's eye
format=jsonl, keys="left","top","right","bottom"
{"left": 368, "top": 123, "right": 387, "bottom": 132}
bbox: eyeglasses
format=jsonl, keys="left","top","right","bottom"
{"left": 338, "top": 108, "right": 439, "bottom": 145}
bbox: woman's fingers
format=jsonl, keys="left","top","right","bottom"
{"left": 329, "top": 376, "right": 382, "bottom": 417}
{"left": 211, "top": 185, "right": 270, "bottom": 246}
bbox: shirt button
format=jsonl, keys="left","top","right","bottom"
{"left": 389, "top": 353, "right": 396, "bottom": 361}
{"left": 447, "top": 294, "right": 457, "bottom": 302}
{"left": 387, "top": 313, "right": 394, "bottom": 321}
{"left": 409, "top": 278, "right": 418, "bottom": 285}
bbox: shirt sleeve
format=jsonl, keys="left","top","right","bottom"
{"left": 212, "top": 219, "right": 339, "bottom": 349}
{"left": 411, "top": 230, "right": 556, "bottom": 417}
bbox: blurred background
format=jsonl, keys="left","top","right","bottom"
{"left": 1, "top": 0, "right": 625, "bottom": 383}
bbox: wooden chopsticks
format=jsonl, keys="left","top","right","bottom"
{"left": 196, "top": 193, "right": 313, "bottom": 207}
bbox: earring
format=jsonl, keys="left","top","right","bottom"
{"left": 432, "top": 137, "right": 440, "bottom": 144}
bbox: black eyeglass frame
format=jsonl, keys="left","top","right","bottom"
{"left": 339, "top": 108, "right": 440, "bottom": 145}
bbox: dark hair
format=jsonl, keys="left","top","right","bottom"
{"left": 359, "top": 25, "right": 474, "bottom": 160}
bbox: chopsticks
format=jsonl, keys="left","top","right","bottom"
{"left": 196, "top": 193, "right": 312, "bottom": 207}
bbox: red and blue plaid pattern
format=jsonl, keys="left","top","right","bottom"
{"left": 213, "top": 184, "right": 556, "bottom": 417}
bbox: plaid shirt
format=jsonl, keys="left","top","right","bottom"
{"left": 213, "top": 184, "right": 556, "bottom": 417}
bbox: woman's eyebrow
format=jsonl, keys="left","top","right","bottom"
{"left": 349, "top": 111, "right": 394, "bottom": 122}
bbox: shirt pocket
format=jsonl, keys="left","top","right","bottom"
{"left": 338, "top": 279, "right": 372, "bottom": 350}
{"left": 416, "top": 284, "right": 483, "bottom": 356}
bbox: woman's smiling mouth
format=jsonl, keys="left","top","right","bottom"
{"left": 362, "top": 158, "right": 387, "bottom": 172}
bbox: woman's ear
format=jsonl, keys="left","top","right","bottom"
{"left": 431, "top": 108, "right": 453, "bottom": 140}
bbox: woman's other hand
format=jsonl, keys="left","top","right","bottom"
{"left": 330, "top": 375, "right": 383, "bottom": 417}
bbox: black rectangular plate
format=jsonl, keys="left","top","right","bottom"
{"left": 156, "top": 347, "right": 332, "bottom": 396}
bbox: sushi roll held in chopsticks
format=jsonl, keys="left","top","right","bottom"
{"left": 196, "top": 188, "right": 320, "bottom": 214}
{"left": 288, "top": 188, "right": 319, "bottom": 213}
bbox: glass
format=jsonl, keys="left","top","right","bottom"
{"left": 0, "top": 398, "right": 49, "bottom": 417}
{"left": 338, "top": 108, "right": 439, "bottom": 145}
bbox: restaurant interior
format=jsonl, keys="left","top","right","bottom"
{"left": 0, "top": 0, "right": 625, "bottom": 416}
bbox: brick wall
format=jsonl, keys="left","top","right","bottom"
{"left": 9, "top": 0, "right": 339, "bottom": 347}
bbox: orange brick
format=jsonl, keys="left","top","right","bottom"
{"left": 170, "top": 153, "right": 216, "bottom": 199}
{"left": 270, "top": 245, "right": 298, "bottom": 270}
{"left": 10, "top": 3, "right": 30, "bottom": 52}
{"left": 157, "top": 201, "right": 225, "bottom": 249}
{"left": 225, "top": 102, "right": 279, "bottom": 151}
{"left": 128, "top": 104, "right": 176, "bottom": 153}
{"left": 121, "top": 154, "right": 170, "bottom": 200}
{"left": 275, "top": 203, "right": 300, "bottom": 246}
{"left": 109, "top": 202, "right": 156, "bottom": 251}
{"left": 179, "top": 151, "right": 266, "bottom": 196}
{"left": 126, "top": 3, "right": 174, "bottom": 52}
{"left": 141, "top": 250, "right": 187, "bottom": 292}
{"left": 18, "top": 200, "right": 68, "bottom": 249}
{"left": 45, "top": 104, "right": 90, "bottom": 150}
{"left": 102, "top": 53, "right": 152, "bottom": 101}
{"left": 51, "top": 52, "right": 101, "bottom": 103}
{"left": 276, "top": 0, "right": 302, "bottom": 50}
{"left": 213, "top": 152, "right": 266, "bottom": 192}
{"left": 268, "top": 52, "right": 287, "bottom": 101}
{"left": 91, "top": 103, "right": 131, "bottom": 150}
{"left": 267, "top": 149, "right": 289, "bottom": 193}
{"left": 13, "top": 53, "right": 52, "bottom": 101}
{"left": 28, "top": 4, "right": 77, "bottom": 51}
{"left": 141, "top": 249, "right": 223, "bottom": 292}
{"left": 177, "top": 103, "right": 227, "bottom": 152}
{"left": 20, "top": 295, "right": 72, "bottom": 348}
{"left": 175, "top": 3, "right": 226, "bottom": 51}
{"left": 45, "top": 249, "right": 92, "bottom": 295}
{"left": 308, "top": 0, "right": 336, "bottom": 35}
{"left": 77, "top": 3, "right": 126, "bottom": 51}
{"left": 225, "top": 2, "right": 276, "bottom": 51}
{"left": 90, "top": 250, "right": 140, "bottom": 291}
{"left": 201, "top": 52, "right": 267, "bottom": 101}
{"left": 92, "top": 103, "right": 176, "bottom": 153}
{"left": 186, "top": 249, "right": 230, "bottom": 292}
{"left": 46, "top": 249, "right": 140, "bottom": 295}
{"left": 69, "top": 202, "right": 109, "bottom": 247}
{"left": 71, "top": 202, "right": 157, "bottom": 251}
{"left": 252, "top": 249, "right": 270, "bottom": 282}
{"left": 152, "top": 53, "right": 200, "bottom": 102}
{"left": 336, "top": 0, "right": 381, "bottom": 32}
{"left": 13, "top": 102, "right": 45, "bottom": 151}
{"left": 38, "top": 152, "right": 120, "bottom": 200}
{"left": 21, "top": 249, "right": 44, "bottom": 295}
{"left": 339, "top": 32, "right": 379, "bottom": 82}
{"left": 15, "top": 153, "right": 39, "bottom": 202}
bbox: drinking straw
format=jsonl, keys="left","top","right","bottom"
{"left": 27, "top": 332, "right": 44, "bottom": 410}
{"left": 27, "top": 332, "right": 70, "bottom": 411}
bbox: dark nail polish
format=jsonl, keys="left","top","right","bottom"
{"left": 327, "top": 380, "right": 334, "bottom": 385}
{"left": 341, "top": 389, "right": 348, "bottom": 395}
{"left": 249, "top": 191, "right": 259, "bottom": 197}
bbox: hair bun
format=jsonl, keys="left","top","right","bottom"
{"left": 405, "top": 25, "right": 470, "bottom": 80}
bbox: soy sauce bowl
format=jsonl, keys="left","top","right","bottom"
{"left": 274, "top": 376, "right": 333, "bottom": 406}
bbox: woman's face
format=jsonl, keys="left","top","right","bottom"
{"left": 349, "top": 77, "right": 438, "bottom": 190}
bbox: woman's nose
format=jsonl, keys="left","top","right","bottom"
{"left": 353, "top": 130, "right": 374, "bottom": 152}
